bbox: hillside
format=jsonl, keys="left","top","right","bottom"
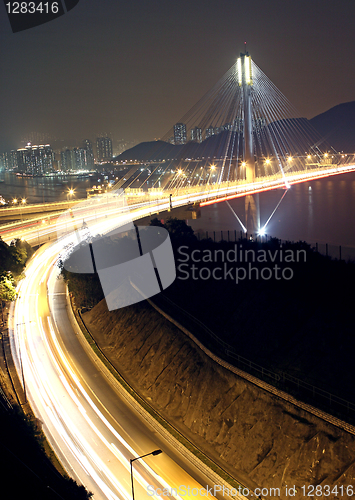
{"left": 83, "top": 299, "right": 355, "bottom": 499}
{"left": 115, "top": 101, "right": 355, "bottom": 161}
{"left": 310, "top": 101, "right": 355, "bottom": 152}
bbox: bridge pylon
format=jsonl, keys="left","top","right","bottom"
{"left": 237, "top": 51, "right": 260, "bottom": 236}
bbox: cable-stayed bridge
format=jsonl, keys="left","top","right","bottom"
{"left": 1, "top": 50, "right": 355, "bottom": 241}
{"left": 4, "top": 53, "right": 355, "bottom": 500}
{"left": 115, "top": 50, "right": 355, "bottom": 235}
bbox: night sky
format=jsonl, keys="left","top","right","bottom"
{"left": 1, "top": 0, "right": 355, "bottom": 151}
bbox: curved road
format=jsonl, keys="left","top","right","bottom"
{"left": 7, "top": 163, "right": 355, "bottom": 500}
{"left": 9, "top": 241, "right": 245, "bottom": 500}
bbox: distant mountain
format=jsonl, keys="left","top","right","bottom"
{"left": 115, "top": 120, "right": 319, "bottom": 163}
{"left": 114, "top": 133, "right": 245, "bottom": 162}
{"left": 115, "top": 101, "right": 355, "bottom": 162}
{"left": 310, "top": 101, "right": 355, "bottom": 152}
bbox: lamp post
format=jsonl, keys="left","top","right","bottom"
{"left": 130, "top": 449, "right": 162, "bottom": 500}
{"left": 67, "top": 188, "right": 75, "bottom": 206}
{"left": 207, "top": 164, "right": 216, "bottom": 185}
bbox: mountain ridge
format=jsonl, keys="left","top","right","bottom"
{"left": 115, "top": 101, "right": 355, "bottom": 162}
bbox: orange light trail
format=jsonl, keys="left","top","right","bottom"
{"left": 200, "top": 166, "right": 355, "bottom": 207}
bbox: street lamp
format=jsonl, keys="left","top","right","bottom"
{"left": 67, "top": 188, "right": 75, "bottom": 203}
{"left": 130, "top": 449, "right": 162, "bottom": 500}
{"left": 208, "top": 164, "right": 216, "bottom": 185}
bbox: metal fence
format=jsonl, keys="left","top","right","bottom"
{"left": 194, "top": 229, "right": 355, "bottom": 262}
{"left": 157, "top": 283, "right": 355, "bottom": 425}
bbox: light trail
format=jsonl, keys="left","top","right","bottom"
{"left": 5, "top": 162, "right": 355, "bottom": 500}
{"left": 199, "top": 164, "right": 355, "bottom": 206}
{"left": 10, "top": 222, "right": 246, "bottom": 500}
{"left": 2, "top": 164, "right": 355, "bottom": 246}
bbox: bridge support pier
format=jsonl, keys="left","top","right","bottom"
{"left": 239, "top": 50, "right": 260, "bottom": 236}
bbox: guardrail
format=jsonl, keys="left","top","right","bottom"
{"left": 0, "top": 199, "right": 78, "bottom": 216}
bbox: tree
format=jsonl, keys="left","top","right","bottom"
{"left": 0, "top": 237, "right": 33, "bottom": 276}
{"left": 0, "top": 272, "right": 17, "bottom": 323}
{"left": 164, "top": 218, "right": 196, "bottom": 242}
{"left": 149, "top": 217, "right": 196, "bottom": 241}
{"left": 149, "top": 217, "right": 165, "bottom": 228}
{"left": 0, "top": 273, "right": 17, "bottom": 301}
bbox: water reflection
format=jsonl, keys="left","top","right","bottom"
{"left": 0, "top": 172, "right": 93, "bottom": 204}
{"left": 189, "top": 171, "right": 355, "bottom": 248}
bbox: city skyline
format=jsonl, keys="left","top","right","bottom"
{"left": 1, "top": 1, "right": 355, "bottom": 152}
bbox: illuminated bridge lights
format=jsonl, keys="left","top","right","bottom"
{"left": 199, "top": 164, "right": 355, "bottom": 207}
{"left": 2, "top": 164, "right": 355, "bottom": 244}
{"left": 237, "top": 54, "right": 253, "bottom": 86}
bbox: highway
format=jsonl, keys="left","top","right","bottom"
{"left": 9, "top": 238, "right": 245, "bottom": 500}
{"left": 2, "top": 162, "right": 355, "bottom": 245}
{"left": 4, "top": 163, "right": 355, "bottom": 500}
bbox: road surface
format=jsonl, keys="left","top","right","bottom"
{"left": 10, "top": 242, "right": 246, "bottom": 500}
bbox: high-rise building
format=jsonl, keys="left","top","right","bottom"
{"left": 173, "top": 123, "right": 187, "bottom": 145}
{"left": 16, "top": 149, "right": 27, "bottom": 173}
{"left": 73, "top": 148, "right": 87, "bottom": 170}
{"left": 83, "top": 139, "right": 94, "bottom": 168}
{"left": 11, "top": 150, "right": 18, "bottom": 170}
{"left": 0, "top": 154, "right": 5, "bottom": 170}
{"left": 0, "top": 152, "right": 13, "bottom": 170}
{"left": 96, "top": 136, "right": 113, "bottom": 162}
{"left": 205, "top": 126, "right": 215, "bottom": 139}
{"left": 16, "top": 144, "right": 53, "bottom": 175}
{"left": 60, "top": 149, "right": 75, "bottom": 171}
{"left": 60, "top": 146, "right": 92, "bottom": 171}
{"left": 190, "top": 127, "right": 202, "bottom": 143}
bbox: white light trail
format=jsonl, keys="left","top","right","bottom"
{"left": 11, "top": 238, "right": 234, "bottom": 500}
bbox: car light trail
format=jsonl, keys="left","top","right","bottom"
{"left": 2, "top": 164, "right": 355, "bottom": 245}
{"left": 7, "top": 163, "right": 355, "bottom": 500}
{"left": 10, "top": 236, "right": 245, "bottom": 500}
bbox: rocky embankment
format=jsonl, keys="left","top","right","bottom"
{"left": 83, "top": 300, "right": 355, "bottom": 499}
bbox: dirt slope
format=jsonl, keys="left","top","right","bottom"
{"left": 83, "top": 300, "right": 355, "bottom": 499}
